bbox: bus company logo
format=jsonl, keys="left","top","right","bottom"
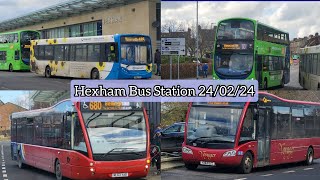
{"left": 199, "top": 151, "right": 216, "bottom": 160}
{"left": 279, "top": 143, "right": 294, "bottom": 159}
{"left": 260, "top": 97, "right": 271, "bottom": 103}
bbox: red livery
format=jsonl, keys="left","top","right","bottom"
{"left": 182, "top": 92, "right": 320, "bottom": 173}
{"left": 11, "top": 101, "right": 150, "bottom": 179}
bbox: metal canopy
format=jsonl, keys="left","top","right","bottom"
{"left": 0, "top": 0, "right": 137, "bottom": 32}
{"left": 31, "top": 91, "right": 69, "bottom": 104}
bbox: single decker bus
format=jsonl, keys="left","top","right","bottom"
{"left": 11, "top": 101, "right": 151, "bottom": 180}
{"left": 0, "top": 30, "right": 40, "bottom": 71}
{"left": 299, "top": 45, "right": 320, "bottom": 90}
{"left": 30, "top": 34, "right": 153, "bottom": 79}
{"left": 182, "top": 92, "right": 320, "bottom": 173}
{"left": 213, "top": 18, "right": 290, "bottom": 89}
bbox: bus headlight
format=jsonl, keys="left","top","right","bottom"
{"left": 223, "top": 150, "right": 236, "bottom": 157}
{"left": 90, "top": 168, "right": 95, "bottom": 172}
{"left": 182, "top": 147, "right": 193, "bottom": 154}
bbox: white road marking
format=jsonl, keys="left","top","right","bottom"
{"left": 2, "top": 167, "right": 5, "bottom": 170}
{"left": 261, "top": 174, "right": 273, "bottom": 177}
{"left": 1, "top": 145, "right": 8, "bottom": 180}
{"left": 303, "top": 168, "right": 314, "bottom": 170}
{"left": 3, "top": 174, "right": 7, "bottom": 177}
{"left": 234, "top": 178, "right": 247, "bottom": 180}
{"left": 283, "top": 170, "right": 295, "bottom": 173}
{"left": 2, "top": 170, "right": 6, "bottom": 173}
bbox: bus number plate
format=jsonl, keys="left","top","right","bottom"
{"left": 112, "top": 173, "right": 129, "bottom": 178}
{"left": 200, "top": 161, "right": 215, "bottom": 166}
{"left": 134, "top": 76, "right": 142, "bottom": 79}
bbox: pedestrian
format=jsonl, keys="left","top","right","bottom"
{"left": 203, "top": 63, "right": 208, "bottom": 78}
{"left": 153, "top": 125, "right": 162, "bottom": 175}
{"left": 154, "top": 49, "right": 161, "bottom": 76}
{"left": 198, "top": 63, "right": 203, "bottom": 78}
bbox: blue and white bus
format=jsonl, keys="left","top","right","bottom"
{"left": 30, "top": 34, "right": 153, "bottom": 79}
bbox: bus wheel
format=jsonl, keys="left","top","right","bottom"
{"left": 264, "top": 79, "right": 268, "bottom": 90}
{"left": 305, "top": 147, "right": 314, "bottom": 165}
{"left": 185, "top": 163, "right": 198, "bottom": 170}
{"left": 91, "top": 69, "right": 100, "bottom": 79}
{"left": 9, "top": 64, "right": 13, "bottom": 72}
{"left": 17, "top": 153, "right": 25, "bottom": 169}
{"left": 239, "top": 152, "right": 253, "bottom": 174}
{"left": 45, "top": 66, "right": 51, "bottom": 78}
{"left": 55, "top": 159, "right": 63, "bottom": 180}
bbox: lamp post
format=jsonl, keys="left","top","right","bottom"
{"left": 196, "top": 1, "right": 199, "bottom": 79}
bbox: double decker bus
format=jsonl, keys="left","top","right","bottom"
{"left": 299, "top": 45, "right": 320, "bottom": 90}
{"left": 182, "top": 92, "right": 320, "bottom": 173}
{"left": 30, "top": 34, "right": 153, "bottom": 79}
{"left": 0, "top": 30, "right": 40, "bottom": 71}
{"left": 213, "top": 18, "right": 290, "bottom": 89}
{"left": 11, "top": 101, "right": 151, "bottom": 179}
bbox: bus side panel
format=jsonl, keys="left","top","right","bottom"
{"left": 104, "top": 62, "right": 119, "bottom": 79}
{"left": 23, "top": 144, "right": 54, "bottom": 173}
{"left": 269, "top": 138, "right": 318, "bottom": 166}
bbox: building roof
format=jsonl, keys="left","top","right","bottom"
{"left": 0, "top": 0, "right": 142, "bottom": 32}
{"left": 31, "top": 91, "right": 69, "bottom": 104}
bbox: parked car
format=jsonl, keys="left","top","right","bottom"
{"left": 160, "top": 122, "right": 185, "bottom": 152}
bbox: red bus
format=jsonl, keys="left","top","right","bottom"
{"left": 182, "top": 92, "right": 320, "bottom": 173}
{"left": 10, "top": 100, "right": 151, "bottom": 180}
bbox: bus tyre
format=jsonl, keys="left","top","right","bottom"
{"left": 9, "top": 64, "right": 13, "bottom": 72}
{"left": 91, "top": 69, "right": 100, "bottom": 79}
{"left": 305, "top": 147, "right": 314, "bottom": 165}
{"left": 239, "top": 152, "right": 253, "bottom": 174}
{"left": 17, "top": 153, "right": 25, "bottom": 169}
{"left": 185, "top": 163, "right": 198, "bottom": 170}
{"left": 45, "top": 66, "right": 51, "bottom": 78}
{"left": 55, "top": 159, "right": 63, "bottom": 180}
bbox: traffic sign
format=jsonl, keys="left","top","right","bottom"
{"left": 161, "top": 38, "right": 186, "bottom": 56}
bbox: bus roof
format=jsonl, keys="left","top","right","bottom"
{"left": 259, "top": 92, "right": 320, "bottom": 106}
{"left": 218, "top": 17, "right": 289, "bottom": 34}
{"left": 299, "top": 44, "right": 320, "bottom": 54}
{"left": 0, "top": 30, "right": 40, "bottom": 35}
{"left": 31, "top": 34, "right": 151, "bottom": 45}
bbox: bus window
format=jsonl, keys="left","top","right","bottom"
{"left": 15, "top": 50, "right": 20, "bottom": 60}
{"left": 75, "top": 45, "right": 87, "bottom": 62}
{"left": 73, "top": 117, "right": 88, "bottom": 155}
{"left": 44, "top": 46, "right": 54, "bottom": 60}
{"left": 88, "top": 44, "right": 100, "bottom": 62}
{"left": 240, "top": 108, "right": 254, "bottom": 144}
{"left": 273, "top": 106, "right": 291, "bottom": 139}
{"left": 54, "top": 45, "right": 64, "bottom": 61}
{"left": 0, "top": 51, "right": 7, "bottom": 61}
{"left": 105, "top": 43, "right": 117, "bottom": 62}
{"left": 70, "top": 45, "right": 76, "bottom": 61}
{"left": 292, "top": 108, "right": 305, "bottom": 138}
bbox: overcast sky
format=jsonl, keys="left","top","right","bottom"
{"left": 162, "top": 1, "right": 320, "bottom": 39}
{"left": 0, "top": 0, "right": 67, "bottom": 22}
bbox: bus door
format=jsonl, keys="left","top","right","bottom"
{"left": 257, "top": 107, "right": 271, "bottom": 167}
{"left": 256, "top": 55, "right": 263, "bottom": 87}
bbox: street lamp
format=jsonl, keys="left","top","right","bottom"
{"left": 196, "top": 1, "right": 199, "bottom": 79}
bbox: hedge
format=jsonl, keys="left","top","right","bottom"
{"left": 161, "top": 63, "right": 212, "bottom": 79}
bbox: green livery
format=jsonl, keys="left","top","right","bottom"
{"left": 213, "top": 18, "right": 290, "bottom": 89}
{"left": 0, "top": 30, "right": 40, "bottom": 71}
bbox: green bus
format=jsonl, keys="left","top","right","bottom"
{"left": 213, "top": 18, "right": 290, "bottom": 89}
{"left": 0, "top": 30, "right": 40, "bottom": 71}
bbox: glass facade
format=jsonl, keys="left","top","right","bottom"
{"left": 41, "top": 20, "right": 102, "bottom": 39}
